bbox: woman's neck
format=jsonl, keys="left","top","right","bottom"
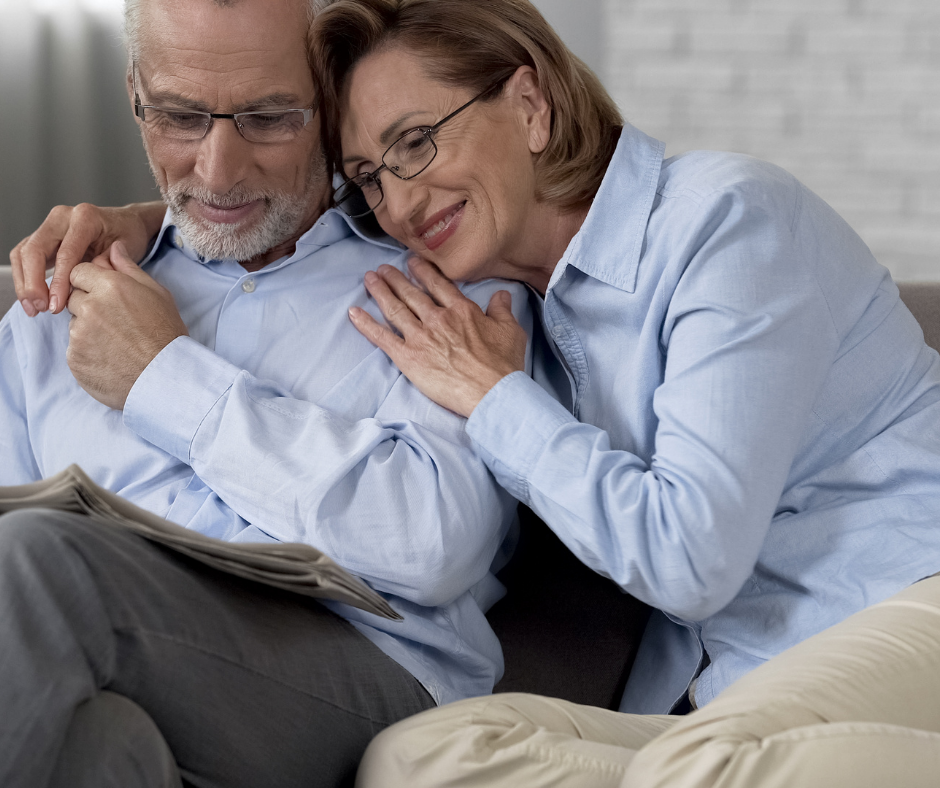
{"left": 495, "top": 200, "right": 591, "bottom": 296}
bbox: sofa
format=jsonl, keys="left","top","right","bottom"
{"left": 2, "top": 264, "right": 939, "bottom": 710}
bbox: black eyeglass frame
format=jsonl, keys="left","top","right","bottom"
{"left": 335, "top": 75, "right": 511, "bottom": 218}
{"left": 132, "top": 63, "right": 316, "bottom": 144}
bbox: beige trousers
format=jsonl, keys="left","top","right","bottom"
{"left": 357, "top": 575, "right": 940, "bottom": 788}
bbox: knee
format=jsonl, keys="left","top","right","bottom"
{"left": 357, "top": 697, "right": 496, "bottom": 788}
{"left": 0, "top": 508, "right": 91, "bottom": 577}
{"left": 50, "top": 692, "right": 182, "bottom": 788}
{"left": 0, "top": 508, "right": 58, "bottom": 553}
{"left": 1, "top": 506, "right": 67, "bottom": 542}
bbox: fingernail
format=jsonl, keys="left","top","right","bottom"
{"left": 49, "top": 295, "right": 59, "bottom": 313}
{"left": 364, "top": 271, "right": 377, "bottom": 284}
{"left": 32, "top": 299, "right": 46, "bottom": 313}
{"left": 20, "top": 299, "right": 36, "bottom": 317}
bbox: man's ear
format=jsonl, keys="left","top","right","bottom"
{"left": 507, "top": 66, "right": 551, "bottom": 155}
{"left": 126, "top": 66, "right": 138, "bottom": 120}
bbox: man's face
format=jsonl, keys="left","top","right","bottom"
{"left": 133, "top": 0, "right": 329, "bottom": 263}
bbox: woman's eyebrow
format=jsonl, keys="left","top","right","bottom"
{"left": 379, "top": 111, "right": 427, "bottom": 145}
{"left": 342, "top": 110, "right": 432, "bottom": 167}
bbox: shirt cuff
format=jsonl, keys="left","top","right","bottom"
{"left": 465, "top": 370, "right": 575, "bottom": 504}
{"left": 124, "top": 336, "right": 241, "bottom": 463}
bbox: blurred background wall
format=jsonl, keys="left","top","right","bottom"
{"left": 0, "top": 1, "right": 159, "bottom": 262}
{"left": 1, "top": 0, "right": 938, "bottom": 280}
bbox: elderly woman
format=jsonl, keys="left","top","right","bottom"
{"left": 305, "top": 0, "right": 940, "bottom": 786}
{"left": 11, "top": 0, "right": 940, "bottom": 785}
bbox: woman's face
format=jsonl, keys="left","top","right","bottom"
{"left": 339, "top": 48, "right": 551, "bottom": 283}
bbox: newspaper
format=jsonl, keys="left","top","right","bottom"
{"left": 0, "top": 464, "right": 401, "bottom": 621}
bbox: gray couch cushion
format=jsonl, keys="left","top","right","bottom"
{"left": 0, "top": 266, "right": 15, "bottom": 314}
{"left": 899, "top": 282, "right": 940, "bottom": 354}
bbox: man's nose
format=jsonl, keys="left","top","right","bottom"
{"left": 194, "top": 118, "right": 253, "bottom": 194}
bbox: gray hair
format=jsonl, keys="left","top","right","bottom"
{"left": 124, "top": 0, "right": 332, "bottom": 65}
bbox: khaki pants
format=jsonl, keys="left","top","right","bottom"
{"left": 357, "top": 575, "right": 940, "bottom": 788}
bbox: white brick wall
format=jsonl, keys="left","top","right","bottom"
{"left": 606, "top": 0, "right": 940, "bottom": 280}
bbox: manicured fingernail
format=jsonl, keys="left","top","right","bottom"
{"left": 49, "top": 295, "right": 59, "bottom": 313}
{"left": 20, "top": 299, "right": 37, "bottom": 317}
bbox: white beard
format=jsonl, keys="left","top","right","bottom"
{"left": 149, "top": 148, "right": 327, "bottom": 262}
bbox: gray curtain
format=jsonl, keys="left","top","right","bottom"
{"left": 0, "top": 6, "right": 158, "bottom": 261}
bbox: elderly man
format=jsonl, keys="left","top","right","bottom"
{"left": 0, "top": 0, "right": 529, "bottom": 786}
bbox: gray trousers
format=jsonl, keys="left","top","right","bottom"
{"left": 0, "top": 509, "right": 435, "bottom": 788}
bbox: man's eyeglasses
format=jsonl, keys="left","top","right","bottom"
{"left": 132, "top": 64, "right": 316, "bottom": 145}
{"left": 335, "top": 77, "right": 510, "bottom": 218}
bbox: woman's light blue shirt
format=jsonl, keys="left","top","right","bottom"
{"left": 466, "top": 123, "right": 940, "bottom": 713}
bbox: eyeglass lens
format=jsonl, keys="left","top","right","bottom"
{"left": 337, "top": 129, "right": 438, "bottom": 217}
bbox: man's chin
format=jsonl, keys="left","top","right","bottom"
{"left": 187, "top": 199, "right": 265, "bottom": 227}
{"left": 174, "top": 212, "right": 271, "bottom": 262}
{"left": 165, "top": 185, "right": 315, "bottom": 263}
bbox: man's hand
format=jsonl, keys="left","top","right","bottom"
{"left": 67, "top": 242, "right": 188, "bottom": 410}
{"left": 348, "top": 257, "right": 527, "bottom": 418}
{"left": 10, "top": 201, "right": 166, "bottom": 317}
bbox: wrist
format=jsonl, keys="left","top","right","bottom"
{"left": 463, "top": 367, "right": 519, "bottom": 418}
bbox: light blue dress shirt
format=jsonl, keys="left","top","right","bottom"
{"left": 0, "top": 208, "right": 531, "bottom": 706}
{"left": 466, "top": 123, "right": 940, "bottom": 713}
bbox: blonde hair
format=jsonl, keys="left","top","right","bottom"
{"left": 310, "top": 0, "right": 623, "bottom": 209}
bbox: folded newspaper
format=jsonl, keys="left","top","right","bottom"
{"left": 0, "top": 464, "right": 401, "bottom": 621}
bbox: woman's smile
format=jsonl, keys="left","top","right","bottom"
{"left": 414, "top": 201, "right": 466, "bottom": 251}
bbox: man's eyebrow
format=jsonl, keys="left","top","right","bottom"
{"left": 140, "top": 88, "right": 211, "bottom": 111}
{"left": 139, "top": 90, "right": 306, "bottom": 112}
{"left": 236, "top": 93, "right": 306, "bottom": 112}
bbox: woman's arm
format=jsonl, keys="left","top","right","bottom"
{"left": 9, "top": 200, "right": 166, "bottom": 316}
{"left": 353, "top": 188, "right": 842, "bottom": 622}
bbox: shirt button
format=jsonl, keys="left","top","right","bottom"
{"left": 174, "top": 234, "right": 184, "bottom": 249}
{"left": 241, "top": 279, "right": 256, "bottom": 294}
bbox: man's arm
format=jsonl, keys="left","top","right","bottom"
{"left": 66, "top": 251, "right": 529, "bottom": 607}
{"left": 128, "top": 335, "right": 521, "bottom": 606}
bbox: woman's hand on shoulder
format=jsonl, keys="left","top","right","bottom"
{"left": 9, "top": 200, "right": 166, "bottom": 317}
{"left": 349, "top": 257, "right": 528, "bottom": 418}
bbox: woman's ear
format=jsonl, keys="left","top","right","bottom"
{"left": 507, "top": 66, "right": 551, "bottom": 155}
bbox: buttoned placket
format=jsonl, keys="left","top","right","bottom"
{"left": 540, "top": 270, "right": 589, "bottom": 419}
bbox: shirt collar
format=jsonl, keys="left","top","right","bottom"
{"left": 549, "top": 123, "right": 666, "bottom": 294}
{"left": 140, "top": 206, "right": 404, "bottom": 271}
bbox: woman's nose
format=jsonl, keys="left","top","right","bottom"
{"left": 381, "top": 175, "right": 429, "bottom": 227}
